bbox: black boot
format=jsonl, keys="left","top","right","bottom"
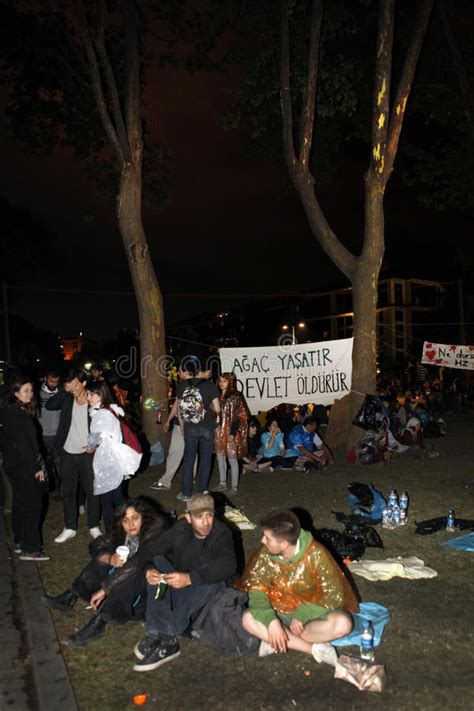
{"left": 67, "top": 614, "right": 108, "bottom": 647}
{"left": 42, "top": 589, "right": 78, "bottom": 614}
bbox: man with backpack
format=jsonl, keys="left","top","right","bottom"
{"left": 175, "top": 356, "right": 220, "bottom": 501}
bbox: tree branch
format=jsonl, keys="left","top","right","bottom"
{"left": 369, "top": 0, "right": 394, "bottom": 182}
{"left": 95, "top": 0, "right": 131, "bottom": 160}
{"left": 299, "top": 0, "right": 323, "bottom": 168}
{"left": 281, "top": 0, "right": 296, "bottom": 174}
{"left": 384, "top": 0, "right": 434, "bottom": 180}
{"left": 73, "top": 0, "right": 125, "bottom": 164}
{"left": 120, "top": 0, "right": 143, "bottom": 160}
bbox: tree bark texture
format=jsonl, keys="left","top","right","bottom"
{"left": 117, "top": 161, "right": 167, "bottom": 443}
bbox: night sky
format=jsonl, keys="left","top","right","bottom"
{"left": 1, "top": 12, "right": 473, "bottom": 344}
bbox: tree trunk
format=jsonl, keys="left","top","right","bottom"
{"left": 325, "top": 175, "right": 384, "bottom": 449}
{"left": 117, "top": 160, "right": 167, "bottom": 444}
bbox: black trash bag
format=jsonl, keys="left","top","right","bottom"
{"left": 348, "top": 482, "right": 374, "bottom": 509}
{"left": 343, "top": 522, "right": 384, "bottom": 549}
{"left": 333, "top": 511, "right": 371, "bottom": 526}
{"left": 316, "top": 528, "right": 366, "bottom": 561}
{"left": 352, "top": 395, "right": 383, "bottom": 431}
{"left": 415, "top": 517, "right": 474, "bottom": 535}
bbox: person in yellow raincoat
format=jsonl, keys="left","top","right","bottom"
{"left": 237, "top": 510, "right": 359, "bottom": 658}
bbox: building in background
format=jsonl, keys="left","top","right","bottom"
{"left": 60, "top": 332, "right": 83, "bottom": 361}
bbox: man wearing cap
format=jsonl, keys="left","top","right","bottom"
{"left": 133, "top": 494, "right": 237, "bottom": 671}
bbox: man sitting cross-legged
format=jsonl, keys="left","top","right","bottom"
{"left": 237, "top": 510, "right": 358, "bottom": 660}
{"left": 133, "top": 493, "right": 237, "bottom": 672}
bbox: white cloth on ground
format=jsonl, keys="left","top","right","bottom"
{"left": 347, "top": 556, "right": 437, "bottom": 580}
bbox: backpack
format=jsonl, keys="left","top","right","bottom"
{"left": 190, "top": 588, "right": 259, "bottom": 656}
{"left": 112, "top": 410, "right": 142, "bottom": 453}
{"left": 179, "top": 380, "right": 206, "bottom": 424}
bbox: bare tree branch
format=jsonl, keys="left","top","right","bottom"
{"left": 369, "top": 0, "right": 394, "bottom": 181}
{"left": 95, "top": 0, "right": 131, "bottom": 160}
{"left": 299, "top": 0, "right": 323, "bottom": 168}
{"left": 120, "top": 0, "right": 143, "bottom": 160}
{"left": 384, "top": 0, "right": 434, "bottom": 180}
{"left": 73, "top": 0, "right": 125, "bottom": 164}
{"left": 280, "top": 0, "right": 355, "bottom": 279}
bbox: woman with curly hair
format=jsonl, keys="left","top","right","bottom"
{"left": 42, "top": 496, "right": 168, "bottom": 646}
{"left": 214, "top": 373, "right": 248, "bottom": 493}
{"left": 0, "top": 377, "right": 48, "bottom": 561}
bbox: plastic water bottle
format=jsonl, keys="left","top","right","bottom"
{"left": 360, "top": 620, "right": 375, "bottom": 662}
{"left": 399, "top": 492, "right": 408, "bottom": 525}
{"left": 392, "top": 502, "right": 401, "bottom": 527}
{"left": 388, "top": 489, "right": 398, "bottom": 508}
{"left": 446, "top": 509, "right": 455, "bottom": 532}
{"left": 382, "top": 506, "right": 390, "bottom": 528}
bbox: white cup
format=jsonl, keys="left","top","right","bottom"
{"left": 116, "top": 545, "right": 130, "bottom": 563}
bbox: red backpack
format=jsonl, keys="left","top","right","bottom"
{"left": 112, "top": 411, "right": 142, "bottom": 453}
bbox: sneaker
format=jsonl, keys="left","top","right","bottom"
{"left": 258, "top": 640, "right": 276, "bottom": 658}
{"left": 89, "top": 527, "right": 102, "bottom": 539}
{"left": 214, "top": 482, "right": 229, "bottom": 492}
{"left": 133, "top": 638, "right": 180, "bottom": 672}
{"left": 13, "top": 543, "right": 22, "bottom": 554}
{"left": 134, "top": 635, "right": 159, "bottom": 661}
{"left": 150, "top": 481, "right": 171, "bottom": 491}
{"left": 176, "top": 492, "right": 190, "bottom": 502}
{"left": 19, "top": 551, "right": 50, "bottom": 561}
{"left": 311, "top": 642, "right": 338, "bottom": 666}
{"left": 54, "top": 528, "right": 77, "bottom": 544}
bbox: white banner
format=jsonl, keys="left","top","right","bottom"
{"left": 219, "top": 338, "right": 353, "bottom": 414}
{"left": 421, "top": 341, "right": 474, "bottom": 370}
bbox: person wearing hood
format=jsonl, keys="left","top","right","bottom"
{"left": 85, "top": 380, "right": 142, "bottom": 532}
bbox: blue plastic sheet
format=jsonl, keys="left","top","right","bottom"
{"left": 332, "top": 601, "right": 391, "bottom": 648}
{"left": 442, "top": 532, "right": 474, "bottom": 552}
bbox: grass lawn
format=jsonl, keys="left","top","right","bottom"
{"left": 39, "top": 414, "right": 474, "bottom": 710}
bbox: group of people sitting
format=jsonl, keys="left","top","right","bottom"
{"left": 242, "top": 415, "right": 334, "bottom": 474}
{"left": 352, "top": 394, "right": 443, "bottom": 465}
{"left": 43, "top": 495, "right": 358, "bottom": 674}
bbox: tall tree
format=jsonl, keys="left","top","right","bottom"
{"left": 280, "top": 0, "right": 433, "bottom": 443}
{"left": 1, "top": 0, "right": 171, "bottom": 441}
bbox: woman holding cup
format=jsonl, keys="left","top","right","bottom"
{"left": 42, "top": 497, "right": 167, "bottom": 646}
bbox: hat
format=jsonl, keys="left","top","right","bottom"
{"left": 185, "top": 494, "right": 215, "bottom": 515}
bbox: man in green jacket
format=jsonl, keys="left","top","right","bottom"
{"left": 238, "top": 510, "right": 358, "bottom": 658}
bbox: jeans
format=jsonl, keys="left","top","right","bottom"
{"left": 60, "top": 451, "right": 101, "bottom": 530}
{"left": 145, "top": 555, "right": 225, "bottom": 637}
{"left": 159, "top": 425, "right": 197, "bottom": 487}
{"left": 100, "top": 485, "right": 124, "bottom": 533}
{"left": 4, "top": 465, "right": 44, "bottom": 552}
{"left": 181, "top": 426, "right": 214, "bottom": 497}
